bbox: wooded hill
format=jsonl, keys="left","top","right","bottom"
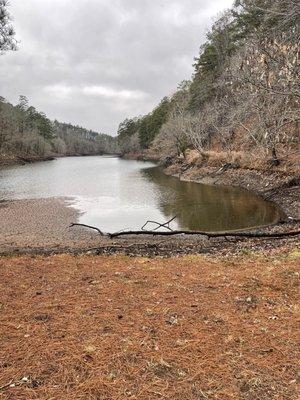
{"left": 0, "top": 96, "right": 118, "bottom": 163}
{"left": 117, "top": 0, "right": 299, "bottom": 169}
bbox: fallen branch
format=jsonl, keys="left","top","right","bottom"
{"left": 69, "top": 223, "right": 104, "bottom": 236}
{"left": 69, "top": 222, "right": 300, "bottom": 240}
{"left": 142, "top": 216, "right": 177, "bottom": 231}
{"left": 108, "top": 229, "right": 300, "bottom": 239}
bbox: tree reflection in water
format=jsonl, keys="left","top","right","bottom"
{"left": 142, "top": 167, "right": 283, "bottom": 232}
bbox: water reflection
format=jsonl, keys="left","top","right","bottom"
{"left": 0, "top": 156, "right": 282, "bottom": 232}
{"left": 142, "top": 167, "right": 282, "bottom": 231}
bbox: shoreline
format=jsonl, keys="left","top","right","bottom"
{"left": 0, "top": 155, "right": 57, "bottom": 167}
{"left": 0, "top": 196, "right": 298, "bottom": 257}
{"left": 163, "top": 164, "right": 300, "bottom": 220}
{"left": 2, "top": 152, "right": 298, "bottom": 220}
{"left": 0, "top": 152, "right": 120, "bottom": 168}
{"left": 0, "top": 197, "right": 110, "bottom": 253}
{"left": 0, "top": 155, "right": 298, "bottom": 256}
{"left": 121, "top": 152, "right": 299, "bottom": 220}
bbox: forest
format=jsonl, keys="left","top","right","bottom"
{"left": 1, "top": 0, "right": 299, "bottom": 167}
{"left": 0, "top": 1, "right": 118, "bottom": 163}
{"left": 0, "top": 96, "right": 118, "bottom": 164}
{"left": 117, "top": 0, "right": 299, "bottom": 169}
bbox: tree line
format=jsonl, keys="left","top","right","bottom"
{"left": 0, "top": 2, "right": 118, "bottom": 162}
{"left": 117, "top": 0, "right": 299, "bottom": 166}
{"left": 0, "top": 96, "right": 118, "bottom": 161}
{"left": 1, "top": 0, "right": 298, "bottom": 165}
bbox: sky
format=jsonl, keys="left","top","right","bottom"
{"left": 0, "top": 0, "right": 233, "bottom": 135}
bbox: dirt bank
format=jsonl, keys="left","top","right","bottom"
{"left": 121, "top": 149, "right": 299, "bottom": 220}
{"left": 0, "top": 251, "right": 299, "bottom": 400}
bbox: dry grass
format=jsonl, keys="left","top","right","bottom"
{"left": 0, "top": 252, "right": 299, "bottom": 399}
{"left": 195, "top": 149, "right": 300, "bottom": 173}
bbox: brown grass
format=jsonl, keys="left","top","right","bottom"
{"left": 0, "top": 252, "right": 299, "bottom": 399}
{"left": 195, "top": 149, "right": 300, "bottom": 173}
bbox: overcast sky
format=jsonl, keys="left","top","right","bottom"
{"left": 0, "top": 0, "right": 233, "bottom": 135}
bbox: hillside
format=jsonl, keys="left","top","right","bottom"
{"left": 0, "top": 96, "right": 118, "bottom": 165}
{"left": 117, "top": 0, "right": 299, "bottom": 174}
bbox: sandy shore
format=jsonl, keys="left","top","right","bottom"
{"left": 0, "top": 198, "right": 215, "bottom": 255}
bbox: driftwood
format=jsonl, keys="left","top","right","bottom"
{"left": 108, "top": 229, "right": 300, "bottom": 239}
{"left": 0, "top": 380, "right": 13, "bottom": 391}
{"left": 70, "top": 223, "right": 104, "bottom": 236}
{"left": 141, "top": 216, "right": 176, "bottom": 231}
{"left": 70, "top": 217, "right": 300, "bottom": 240}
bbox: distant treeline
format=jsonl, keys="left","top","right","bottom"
{"left": 117, "top": 0, "right": 299, "bottom": 165}
{"left": 0, "top": 96, "right": 118, "bottom": 161}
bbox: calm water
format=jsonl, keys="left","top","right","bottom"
{"left": 0, "top": 156, "right": 282, "bottom": 232}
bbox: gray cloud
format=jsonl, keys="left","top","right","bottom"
{"left": 0, "top": 0, "right": 233, "bottom": 134}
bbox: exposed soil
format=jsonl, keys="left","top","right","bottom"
{"left": 0, "top": 251, "right": 299, "bottom": 400}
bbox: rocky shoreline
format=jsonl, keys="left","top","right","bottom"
{"left": 0, "top": 155, "right": 56, "bottom": 167}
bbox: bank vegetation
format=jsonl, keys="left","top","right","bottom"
{"left": 117, "top": 0, "right": 299, "bottom": 173}
{"left": 0, "top": 96, "right": 118, "bottom": 165}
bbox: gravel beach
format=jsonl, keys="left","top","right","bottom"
{"left": 0, "top": 198, "right": 106, "bottom": 252}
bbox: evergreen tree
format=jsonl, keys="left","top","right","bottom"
{"left": 0, "top": 0, "right": 16, "bottom": 53}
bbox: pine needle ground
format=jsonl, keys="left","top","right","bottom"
{"left": 0, "top": 251, "right": 299, "bottom": 399}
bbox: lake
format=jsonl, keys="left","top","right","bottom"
{"left": 0, "top": 156, "right": 282, "bottom": 232}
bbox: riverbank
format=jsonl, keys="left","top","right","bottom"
{"left": 0, "top": 155, "right": 56, "bottom": 167}
{"left": 164, "top": 162, "right": 300, "bottom": 220}
{"left": 0, "top": 196, "right": 299, "bottom": 256}
{"left": 2, "top": 152, "right": 298, "bottom": 221}
{"left": 122, "top": 151, "right": 300, "bottom": 220}
{"left": 0, "top": 153, "right": 116, "bottom": 167}
{"left": 0, "top": 198, "right": 106, "bottom": 253}
{"left": 0, "top": 152, "right": 298, "bottom": 256}
{"left": 0, "top": 251, "right": 299, "bottom": 399}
